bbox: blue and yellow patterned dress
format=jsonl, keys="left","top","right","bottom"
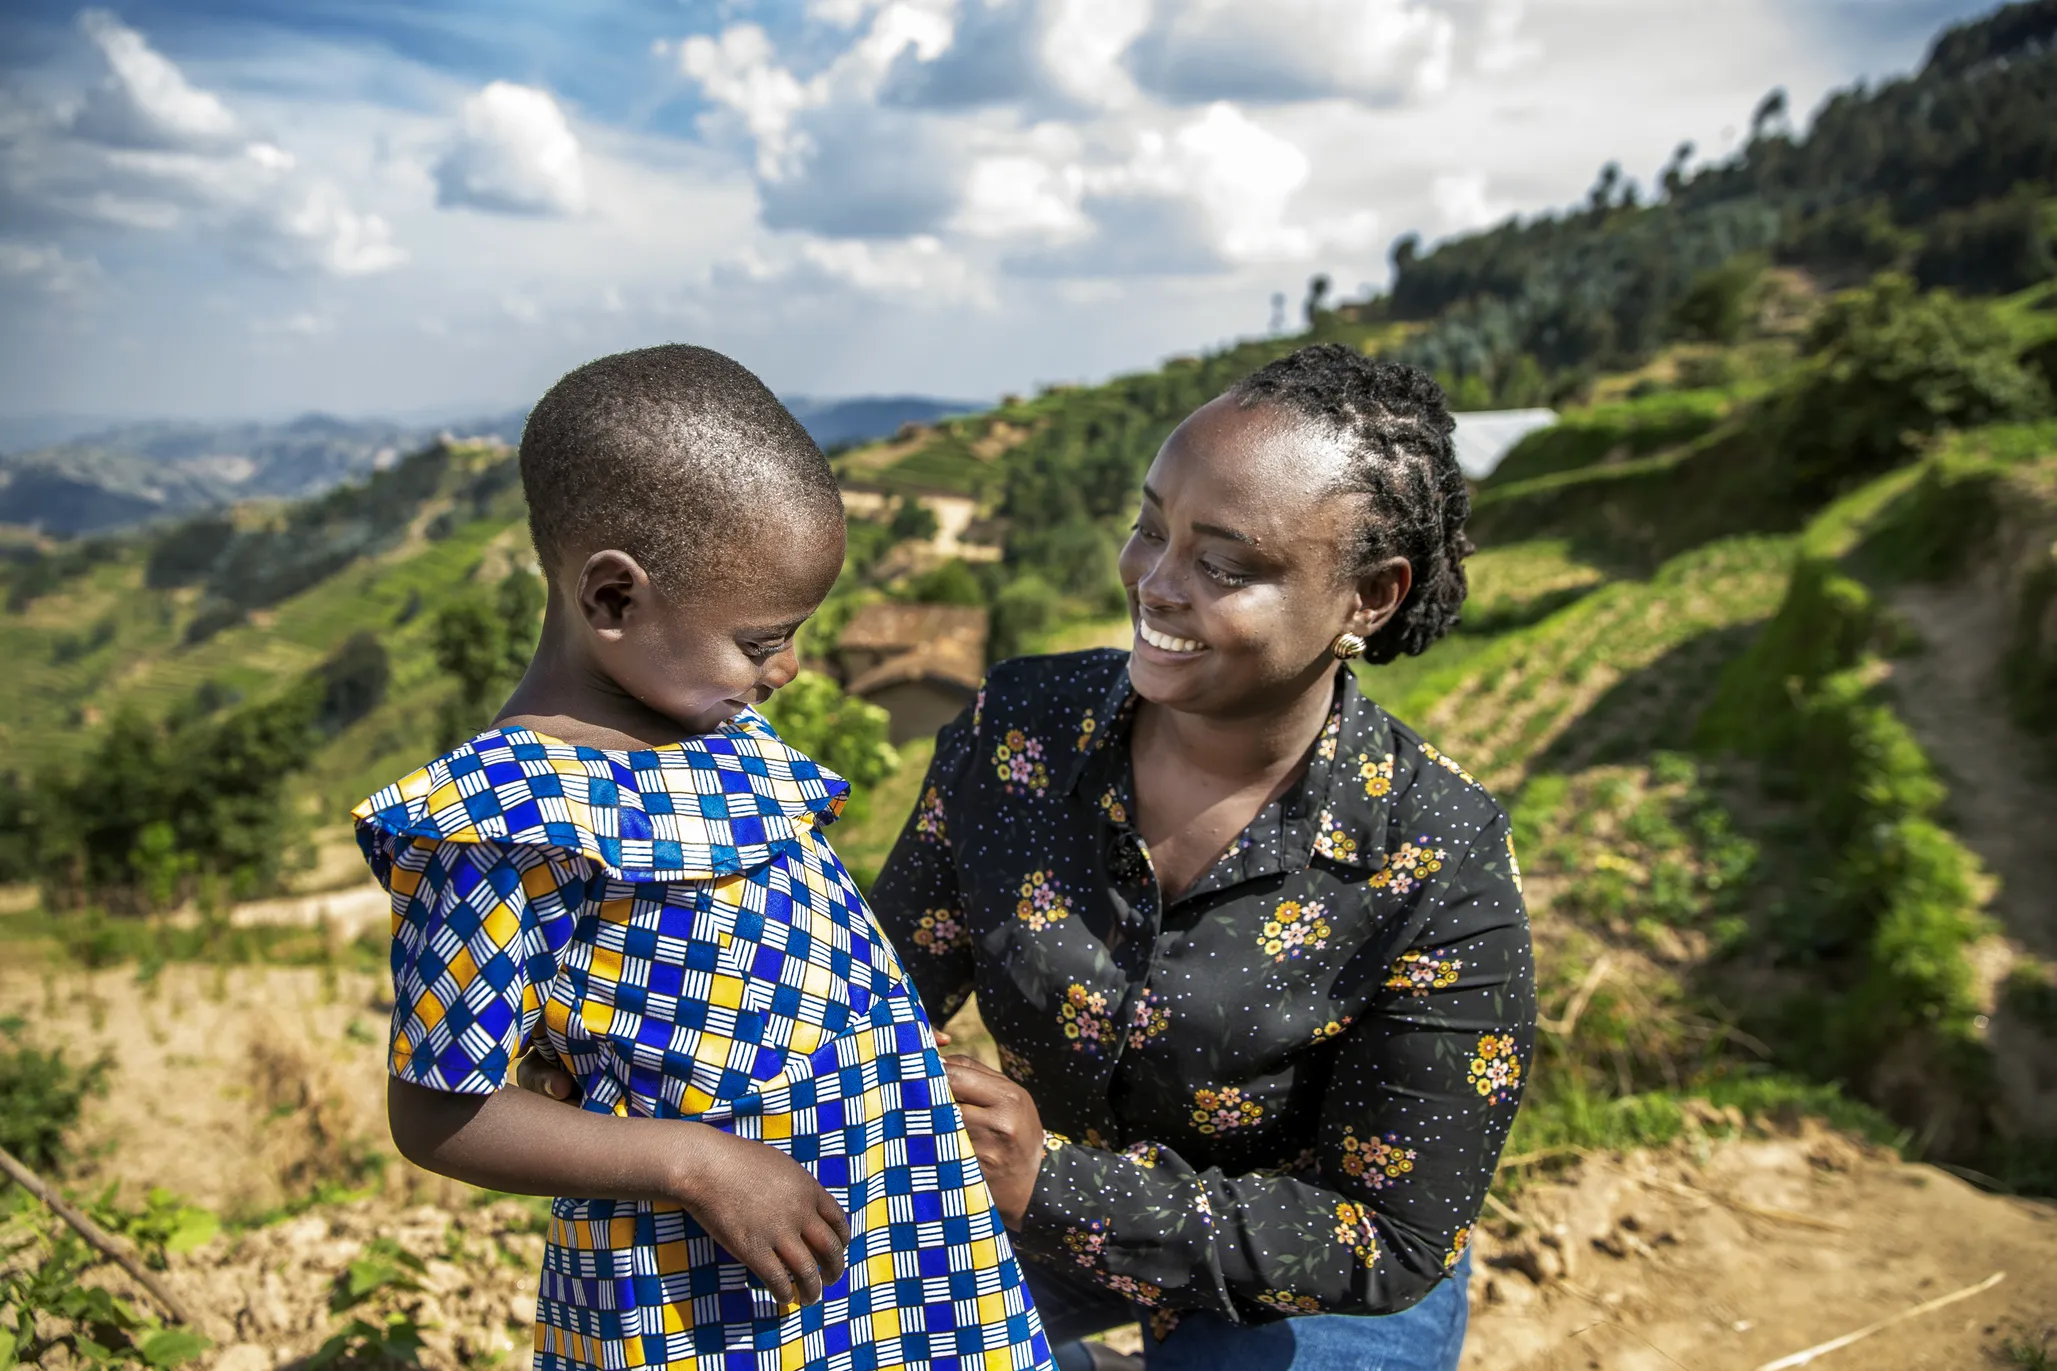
{"left": 353, "top": 712, "right": 1053, "bottom": 1371}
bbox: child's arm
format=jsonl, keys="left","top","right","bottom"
{"left": 389, "top": 1079, "right": 849, "bottom": 1307}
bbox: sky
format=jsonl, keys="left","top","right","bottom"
{"left": 0, "top": 0, "right": 1995, "bottom": 423}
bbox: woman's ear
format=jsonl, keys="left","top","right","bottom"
{"left": 1348, "top": 556, "right": 1413, "bottom": 637}
{"left": 575, "top": 549, "right": 652, "bottom": 638}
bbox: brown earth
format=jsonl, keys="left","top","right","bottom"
{"left": 5, "top": 961, "right": 2055, "bottom": 1371}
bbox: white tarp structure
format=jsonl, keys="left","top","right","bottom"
{"left": 1450, "top": 408, "right": 1559, "bottom": 480}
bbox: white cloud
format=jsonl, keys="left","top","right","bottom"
{"left": 1126, "top": 0, "right": 1455, "bottom": 106}
{"left": 434, "top": 82, "right": 587, "bottom": 216}
{"left": 70, "top": 8, "right": 242, "bottom": 151}
{"left": 1431, "top": 171, "right": 1504, "bottom": 232}
{"left": 1, "top": 13, "right": 404, "bottom": 279}
{"left": 0, "top": 240, "right": 103, "bottom": 296}
{"left": 263, "top": 182, "right": 405, "bottom": 275}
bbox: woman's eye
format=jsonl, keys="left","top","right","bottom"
{"left": 1132, "top": 521, "right": 1165, "bottom": 544}
{"left": 1203, "top": 562, "right": 1252, "bottom": 588}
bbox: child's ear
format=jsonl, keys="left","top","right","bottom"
{"left": 1348, "top": 556, "right": 1413, "bottom": 638}
{"left": 576, "top": 550, "right": 652, "bottom": 637}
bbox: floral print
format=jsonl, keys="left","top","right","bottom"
{"left": 1312, "top": 809, "right": 1359, "bottom": 862}
{"left": 1097, "top": 786, "right": 1128, "bottom": 826}
{"left": 1260, "top": 898, "right": 1333, "bottom": 962}
{"left": 1385, "top": 950, "right": 1463, "bottom": 997}
{"left": 1059, "top": 982, "right": 1116, "bottom": 1055}
{"left": 870, "top": 650, "right": 1535, "bottom": 1326}
{"left": 1191, "top": 1085, "right": 1265, "bottom": 1134}
{"left": 1256, "top": 1290, "right": 1323, "bottom": 1315}
{"left": 1467, "top": 1033, "right": 1523, "bottom": 1105}
{"left": 1421, "top": 742, "right": 1478, "bottom": 786}
{"left": 1332, "top": 1201, "right": 1380, "bottom": 1266}
{"left": 913, "top": 784, "right": 948, "bottom": 844}
{"left": 1368, "top": 838, "right": 1448, "bottom": 896}
{"left": 909, "top": 906, "right": 969, "bottom": 956}
{"left": 1127, "top": 989, "right": 1169, "bottom": 1048}
{"left": 994, "top": 728, "right": 1050, "bottom": 797}
{"left": 1443, "top": 1225, "right": 1472, "bottom": 1270}
{"left": 1014, "top": 870, "right": 1072, "bottom": 930}
{"left": 1338, "top": 1127, "right": 1418, "bottom": 1189}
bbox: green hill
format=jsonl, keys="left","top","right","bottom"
{"left": 3, "top": 0, "right": 2057, "bottom": 1196}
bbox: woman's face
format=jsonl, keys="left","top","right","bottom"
{"left": 1117, "top": 395, "right": 1408, "bottom": 719}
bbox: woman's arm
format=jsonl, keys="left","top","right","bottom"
{"left": 867, "top": 702, "right": 983, "bottom": 1024}
{"left": 388, "top": 1079, "right": 848, "bottom": 1307}
{"left": 992, "top": 820, "right": 1536, "bottom": 1321}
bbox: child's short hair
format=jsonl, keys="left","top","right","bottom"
{"left": 519, "top": 344, "right": 843, "bottom": 594}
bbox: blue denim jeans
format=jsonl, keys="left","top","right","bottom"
{"left": 1025, "top": 1253, "right": 1472, "bottom": 1371}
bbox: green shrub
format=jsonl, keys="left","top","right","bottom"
{"left": 759, "top": 673, "right": 899, "bottom": 794}
{"left": 0, "top": 1017, "right": 109, "bottom": 1173}
{"left": 1768, "top": 274, "right": 2051, "bottom": 496}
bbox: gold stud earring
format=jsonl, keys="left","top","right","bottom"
{"left": 1330, "top": 633, "right": 1366, "bottom": 661}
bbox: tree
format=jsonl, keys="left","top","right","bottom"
{"left": 431, "top": 568, "right": 544, "bottom": 745}
{"left": 1772, "top": 274, "right": 2053, "bottom": 492}
{"left": 905, "top": 558, "right": 984, "bottom": 607}
{"left": 987, "top": 573, "right": 1058, "bottom": 663}
{"left": 758, "top": 673, "right": 899, "bottom": 791}
{"left": 889, "top": 498, "right": 939, "bottom": 543}
{"left": 1303, "top": 274, "right": 1332, "bottom": 328}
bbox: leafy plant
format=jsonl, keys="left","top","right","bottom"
{"left": 0, "top": 1016, "right": 110, "bottom": 1172}
{"left": 760, "top": 673, "right": 899, "bottom": 792}
{"left": 0, "top": 1191, "right": 209, "bottom": 1370}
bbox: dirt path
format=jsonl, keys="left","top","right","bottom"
{"left": 1888, "top": 582, "right": 2057, "bottom": 960}
{"left": 1887, "top": 581, "right": 2057, "bottom": 1137}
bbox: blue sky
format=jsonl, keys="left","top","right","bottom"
{"left": 0, "top": 0, "right": 1993, "bottom": 423}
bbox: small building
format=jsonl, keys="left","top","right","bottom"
{"left": 1450, "top": 409, "right": 1559, "bottom": 480}
{"left": 837, "top": 603, "right": 988, "bottom": 746}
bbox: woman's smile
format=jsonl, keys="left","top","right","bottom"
{"left": 1136, "top": 617, "right": 1208, "bottom": 657}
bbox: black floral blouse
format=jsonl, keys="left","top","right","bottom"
{"left": 869, "top": 649, "right": 1535, "bottom": 1331}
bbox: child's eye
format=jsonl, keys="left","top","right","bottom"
{"left": 743, "top": 636, "right": 793, "bottom": 661}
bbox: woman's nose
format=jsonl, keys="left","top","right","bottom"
{"left": 1136, "top": 552, "right": 1189, "bottom": 610}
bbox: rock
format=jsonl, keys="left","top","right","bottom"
{"left": 212, "top": 1344, "right": 272, "bottom": 1371}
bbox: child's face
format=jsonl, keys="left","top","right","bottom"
{"left": 579, "top": 505, "right": 846, "bottom": 736}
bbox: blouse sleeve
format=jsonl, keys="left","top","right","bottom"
{"left": 1014, "top": 816, "right": 1535, "bottom": 1320}
{"left": 867, "top": 699, "right": 983, "bottom": 1026}
{"left": 380, "top": 835, "right": 588, "bottom": 1094}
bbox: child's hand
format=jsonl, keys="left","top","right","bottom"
{"left": 515, "top": 1050, "right": 583, "bottom": 1104}
{"left": 671, "top": 1127, "right": 851, "bottom": 1309}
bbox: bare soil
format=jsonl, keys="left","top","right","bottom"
{"left": 5, "top": 962, "right": 2054, "bottom": 1371}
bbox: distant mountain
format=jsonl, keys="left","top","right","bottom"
{"left": 0, "top": 397, "right": 970, "bottom": 536}
{"left": 785, "top": 396, "right": 981, "bottom": 450}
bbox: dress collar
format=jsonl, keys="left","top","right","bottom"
{"left": 351, "top": 709, "right": 849, "bottom": 882}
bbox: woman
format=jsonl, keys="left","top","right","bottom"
{"left": 524, "top": 344, "right": 1535, "bottom": 1370}
{"left": 871, "top": 345, "right": 1534, "bottom": 1371}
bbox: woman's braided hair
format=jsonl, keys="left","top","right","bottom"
{"left": 1230, "top": 344, "right": 1473, "bottom": 665}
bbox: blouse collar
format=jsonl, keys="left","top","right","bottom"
{"left": 351, "top": 709, "right": 849, "bottom": 882}
{"left": 1061, "top": 662, "right": 1395, "bottom": 890}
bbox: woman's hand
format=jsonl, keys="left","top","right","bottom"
{"left": 942, "top": 1054, "right": 1044, "bottom": 1230}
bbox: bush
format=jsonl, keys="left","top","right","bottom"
{"left": 1769, "top": 275, "right": 2051, "bottom": 494}
{"left": 759, "top": 673, "right": 899, "bottom": 793}
{"left": 987, "top": 573, "right": 1058, "bottom": 663}
{"left": 888, "top": 498, "right": 938, "bottom": 543}
{"left": 0, "top": 1017, "right": 110, "bottom": 1173}
{"left": 317, "top": 632, "right": 390, "bottom": 735}
{"left": 903, "top": 559, "right": 983, "bottom": 607}
{"left": 1913, "top": 194, "right": 2055, "bottom": 297}
{"left": 143, "top": 517, "right": 235, "bottom": 589}
{"left": 1670, "top": 257, "right": 1762, "bottom": 344}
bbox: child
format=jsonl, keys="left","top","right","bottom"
{"left": 354, "top": 345, "right": 1053, "bottom": 1371}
